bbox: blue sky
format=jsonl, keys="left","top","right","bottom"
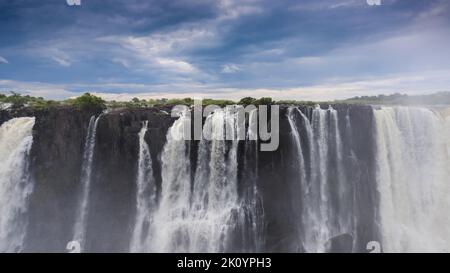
{"left": 0, "top": 0, "right": 450, "bottom": 100}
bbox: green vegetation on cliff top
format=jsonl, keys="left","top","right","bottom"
{"left": 2, "top": 91, "right": 450, "bottom": 110}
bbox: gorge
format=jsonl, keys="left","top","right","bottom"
{"left": 0, "top": 104, "right": 449, "bottom": 253}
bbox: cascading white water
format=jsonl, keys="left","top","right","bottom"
{"left": 311, "top": 106, "right": 332, "bottom": 252}
{"left": 5, "top": 104, "right": 450, "bottom": 253}
{"left": 152, "top": 108, "right": 244, "bottom": 252}
{"left": 287, "top": 107, "right": 307, "bottom": 184}
{"left": 287, "top": 107, "right": 310, "bottom": 250}
{"left": 329, "top": 106, "right": 350, "bottom": 236}
{"left": 288, "top": 106, "right": 322, "bottom": 252}
{"left": 287, "top": 106, "right": 348, "bottom": 252}
{"left": 241, "top": 108, "right": 264, "bottom": 252}
{"left": 374, "top": 106, "right": 450, "bottom": 252}
{"left": 130, "top": 121, "right": 157, "bottom": 252}
{"left": 193, "top": 108, "right": 240, "bottom": 252}
{"left": 72, "top": 115, "right": 100, "bottom": 251}
{"left": 151, "top": 110, "right": 192, "bottom": 252}
{"left": 0, "top": 117, "right": 35, "bottom": 253}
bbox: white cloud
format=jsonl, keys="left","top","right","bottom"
{"left": 239, "top": 22, "right": 450, "bottom": 88}
{"left": 29, "top": 42, "right": 76, "bottom": 67}
{"left": 0, "top": 56, "right": 9, "bottom": 64}
{"left": 218, "top": 0, "right": 263, "bottom": 20}
{"left": 2, "top": 68, "right": 449, "bottom": 101}
{"left": 329, "top": 1, "right": 359, "bottom": 9}
{"left": 97, "top": 27, "right": 215, "bottom": 74}
{"left": 0, "top": 79, "right": 79, "bottom": 100}
{"left": 51, "top": 56, "right": 72, "bottom": 67}
{"left": 221, "top": 63, "right": 241, "bottom": 73}
{"left": 155, "top": 58, "right": 196, "bottom": 73}
{"left": 290, "top": 0, "right": 361, "bottom": 11}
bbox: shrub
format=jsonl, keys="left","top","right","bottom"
{"left": 68, "top": 93, "right": 106, "bottom": 110}
{"left": 255, "top": 97, "right": 273, "bottom": 105}
{"left": 1, "top": 92, "right": 31, "bottom": 108}
{"left": 238, "top": 97, "right": 257, "bottom": 105}
{"left": 29, "top": 99, "right": 60, "bottom": 109}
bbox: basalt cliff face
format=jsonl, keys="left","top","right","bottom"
{"left": 18, "top": 107, "right": 175, "bottom": 252}
{"left": 1, "top": 104, "right": 449, "bottom": 253}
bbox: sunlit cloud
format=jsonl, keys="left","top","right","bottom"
{"left": 221, "top": 64, "right": 241, "bottom": 73}
{"left": 2, "top": 69, "right": 449, "bottom": 101}
{"left": 96, "top": 27, "right": 216, "bottom": 75}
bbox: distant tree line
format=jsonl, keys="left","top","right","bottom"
{"left": 0, "top": 92, "right": 105, "bottom": 110}
{"left": 338, "top": 92, "right": 450, "bottom": 105}
{"left": 2, "top": 91, "right": 450, "bottom": 110}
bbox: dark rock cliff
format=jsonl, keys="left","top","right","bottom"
{"left": 3, "top": 106, "right": 174, "bottom": 252}
{"left": 24, "top": 107, "right": 99, "bottom": 252}
{"left": 86, "top": 109, "right": 174, "bottom": 252}
{"left": 0, "top": 107, "right": 36, "bottom": 126}
{"left": 1, "top": 104, "right": 380, "bottom": 252}
{"left": 257, "top": 105, "right": 380, "bottom": 252}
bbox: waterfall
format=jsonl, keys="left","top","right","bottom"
{"left": 72, "top": 115, "right": 100, "bottom": 251}
{"left": 374, "top": 106, "right": 450, "bottom": 252}
{"left": 287, "top": 106, "right": 350, "bottom": 252}
{"left": 151, "top": 110, "right": 192, "bottom": 252}
{"left": 0, "top": 117, "right": 35, "bottom": 253}
{"left": 152, "top": 108, "right": 256, "bottom": 252}
{"left": 329, "top": 106, "right": 350, "bottom": 236}
{"left": 130, "top": 121, "right": 157, "bottom": 252}
{"left": 287, "top": 107, "right": 309, "bottom": 249}
{"left": 311, "top": 106, "right": 332, "bottom": 252}
{"left": 241, "top": 108, "right": 264, "bottom": 252}
{"left": 5, "top": 103, "right": 450, "bottom": 253}
{"left": 200, "top": 108, "right": 240, "bottom": 252}
{"left": 287, "top": 107, "right": 306, "bottom": 184}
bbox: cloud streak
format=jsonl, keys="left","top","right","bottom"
{"left": 2, "top": 69, "right": 449, "bottom": 101}
{"left": 0, "top": 56, "right": 9, "bottom": 64}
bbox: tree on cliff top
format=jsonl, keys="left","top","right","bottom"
{"left": 238, "top": 97, "right": 257, "bottom": 105}
{"left": 68, "top": 93, "right": 106, "bottom": 110}
{"left": 1, "top": 92, "right": 28, "bottom": 108}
